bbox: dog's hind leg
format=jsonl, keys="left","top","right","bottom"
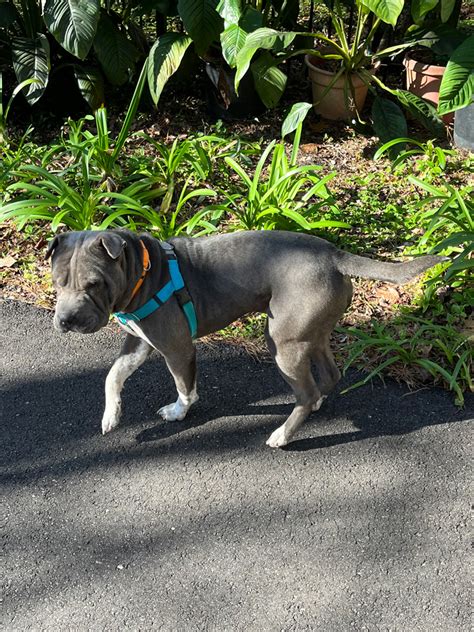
{"left": 102, "top": 335, "right": 153, "bottom": 434}
{"left": 312, "top": 340, "right": 341, "bottom": 408}
{"left": 265, "top": 332, "right": 322, "bottom": 448}
{"left": 159, "top": 345, "right": 198, "bottom": 422}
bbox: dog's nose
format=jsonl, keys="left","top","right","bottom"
{"left": 60, "top": 317, "right": 71, "bottom": 329}
{"left": 56, "top": 313, "right": 74, "bottom": 332}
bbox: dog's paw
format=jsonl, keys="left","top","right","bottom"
{"left": 266, "top": 426, "right": 289, "bottom": 448}
{"left": 101, "top": 408, "right": 120, "bottom": 435}
{"left": 312, "top": 395, "right": 326, "bottom": 412}
{"left": 158, "top": 401, "right": 187, "bottom": 422}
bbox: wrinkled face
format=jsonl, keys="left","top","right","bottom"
{"left": 48, "top": 232, "right": 127, "bottom": 334}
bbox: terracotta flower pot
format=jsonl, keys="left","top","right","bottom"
{"left": 403, "top": 52, "right": 453, "bottom": 124}
{"left": 305, "top": 55, "right": 370, "bottom": 121}
{"left": 403, "top": 53, "right": 445, "bottom": 106}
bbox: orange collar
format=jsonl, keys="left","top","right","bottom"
{"left": 129, "top": 239, "right": 151, "bottom": 301}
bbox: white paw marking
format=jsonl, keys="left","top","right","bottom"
{"left": 102, "top": 407, "right": 120, "bottom": 434}
{"left": 159, "top": 390, "right": 198, "bottom": 422}
{"left": 266, "top": 426, "right": 289, "bottom": 448}
{"left": 158, "top": 401, "right": 188, "bottom": 422}
{"left": 312, "top": 395, "right": 326, "bottom": 412}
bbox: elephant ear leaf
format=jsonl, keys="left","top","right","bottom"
{"left": 43, "top": 0, "right": 100, "bottom": 60}
{"left": 438, "top": 35, "right": 474, "bottom": 115}
{"left": 178, "top": 0, "right": 223, "bottom": 55}
{"left": 221, "top": 23, "right": 247, "bottom": 67}
{"left": 251, "top": 52, "right": 287, "bottom": 108}
{"left": 147, "top": 33, "right": 192, "bottom": 106}
{"left": 74, "top": 66, "right": 105, "bottom": 110}
{"left": 12, "top": 35, "right": 50, "bottom": 105}
{"left": 281, "top": 102, "right": 312, "bottom": 137}
{"left": 359, "top": 0, "right": 404, "bottom": 26}
{"left": 93, "top": 11, "right": 139, "bottom": 86}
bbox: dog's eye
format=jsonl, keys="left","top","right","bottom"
{"left": 84, "top": 280, "right": 101, "bottom": 291}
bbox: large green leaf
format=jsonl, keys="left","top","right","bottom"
{"left": 440, "top": 0, "right": 456, "bottom": 22}
{"left": 43, "top": 0, "right": 100, "bottom": 60}
{"left": 281, "top": 102, "right": 312, "bottom": 137}
{"left": 359, "top": 0, "right": 404, "bottom": 26}
{"left": 235, "top": 28, "right": 296, "bottom": 90}
{"left": 177, "top": 0, "right": 223, "bottom": 55}
{"left": 239, "top": 6, "right": 264, "bottom": 32}
{"left": 12, "top": 35, "right": 50, "bottom": 105}
{"left": 221, "top": 23, "right": 247, "bottom": 67}
{"left": 147, "top": 33, "right": 192, "bottom": 106}
{"left": 411, "top": 0, "right": 439, "bottom": 24}
{"left": 216, "top": 0, "right": 241, "bottom": 26}
{"left": 394, "top": 89, "right": 445, "bottom": 137}
{"left": 74, "top": 66, "right": 104, "bottom": 110}
{"left": 93, "top": 12, "right": 139, "bottom": 86}
{"left": 438, "top": 35, "right": 474, "bottom": 115}
{"left": 251, "top": 53, "right": 287, "bottom": 108}
{"left": 372, "top": 97, "right": 407, "bottom": 156}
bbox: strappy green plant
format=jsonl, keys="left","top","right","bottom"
{"left": 0, "top": 74, "right": 39, "bottom": 145}
{"left": 374, "top": 137, "right": 457, "bottom": 178}
{"left": 99, "top": 179, "right": 222, "bottom": 240}
{"left": 340, "top": 316, "right": 472, "bottom": 406}
{"left": 410, "top": 178, "right": 473, "bottom": 288}
{"left": 0, "top": 159, "right": 165, "bottom": 231}
{"left": 216, "top": 122, "right": 349, "bottom": 232}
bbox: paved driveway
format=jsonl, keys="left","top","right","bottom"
{"left": 1, "top": 299, "right": 472, "bottom": 630}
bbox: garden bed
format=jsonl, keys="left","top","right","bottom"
{"left": 1, "top": 98, "right": 472, "bottom": 404}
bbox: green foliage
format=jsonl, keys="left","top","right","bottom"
{"left": 374, "top": 137, "right": 456, "bottom": 178}
{"left": 404, "top": 20, "right": 474, "bottom": 116}
{"left": 339, "top": 165, "right": 472, "bottom": 406}
{"left": 341, "top": 316, "right": 472, "bottom": 406}
{"left": 145, "top": 0, "right": 301, "bottom": 111}
{"left": 410, "top": 177, "right": 473, "bottom": 286}
{"left": 0, "top": 73, "right": 39, "bottom": 144}
{"left": 438, "top": 34, "right": 474, "bottom": 115}
{"left": 0, "top": 1, "right": 147, "bottom": 108}
{"left": 147, "top": 33, "right": 193, "bottom": 106}
{"left": 371, "top": 97, "right": 407, "bottom": 153}
{"left": 216, "top": 125, "right": 349, "bottom": 232}
{"left": 231, "top": 1, "right": 445, "bottom": 139}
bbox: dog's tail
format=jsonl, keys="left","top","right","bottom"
{"left": 334, "top": 250, "right": 448, "bottom": 284}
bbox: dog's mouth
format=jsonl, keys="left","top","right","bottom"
{"left": 53, "top": 312, "right": 107, "bottom": 334}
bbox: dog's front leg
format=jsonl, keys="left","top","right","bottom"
{"left": 159, "top": 345, "right": 198, "bottom": 422}
{"left": 102, "top": 335, "right": 152, "bottom": 434}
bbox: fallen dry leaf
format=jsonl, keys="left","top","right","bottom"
{"left": 0, "top": 255, "right": 17, "bottom": 269}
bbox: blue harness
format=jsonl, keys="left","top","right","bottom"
{"left": 113, "top": 242, "right": 198, "bottom": 338}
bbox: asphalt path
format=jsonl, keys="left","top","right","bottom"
{"left": 1, "top": 299, "right": 472, "bottom": 631}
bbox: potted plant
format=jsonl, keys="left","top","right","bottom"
{"left": 231, "top": 0, "right": 443, "bottom": 129}
{"left": 401, "top": 0, "right": 473, "bottom": 122}
{"left": 403, "top": 28, "right": 472, "bottom": 121}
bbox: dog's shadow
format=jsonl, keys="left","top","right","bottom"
{"left": 134, "top": 400, "right": 291, "bottom": 444}
{"left": 134, "top": 366, "right": 471, "bottom": 450}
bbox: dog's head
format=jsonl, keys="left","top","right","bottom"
{"left": 46, "top": 231, "right": 129, "bottom": 334}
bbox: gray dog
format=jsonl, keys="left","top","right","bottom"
{"left": 46, "top": 229, "right": 443, "bottom": 447}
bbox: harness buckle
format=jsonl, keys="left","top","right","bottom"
{"left": 174, "top": 286, "right": 192, "bottom": 307}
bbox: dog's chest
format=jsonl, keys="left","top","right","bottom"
{"left": 117, "top": 319, "right": 156, "bottom": 349}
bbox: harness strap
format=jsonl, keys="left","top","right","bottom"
{"left": 113, "top": 242, "right": 198, "bottom": 339}
{"left": 129, "top": 239, "right": 150, "bottom": 301}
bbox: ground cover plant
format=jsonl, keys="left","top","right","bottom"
{"left": 1, "top": 101, "right": 472, "bottom": 406}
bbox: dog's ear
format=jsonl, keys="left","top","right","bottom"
{"left": 45, "top": 234, "right": 61, "bottom": 260}
{"left": 98, "top": 232, "right": 127, "bottom": 260}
